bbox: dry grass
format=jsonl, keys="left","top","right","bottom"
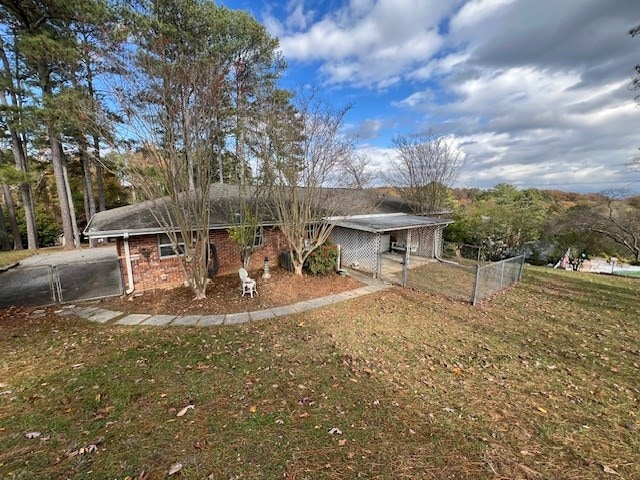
{"left": 0, "top": 246, "right": 64, "bottom": 269}
{"left": 0, "top": 250, "right": 36, "bottom": 269}
{"left": 0, "top": 267, "right": 638, "bottom": 479}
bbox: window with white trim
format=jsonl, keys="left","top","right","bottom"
{"left": 158, "top": 232, "right": 185, "bottom": 258}
{"left": 252, "top": 227, "right": 264, "bottom": 248}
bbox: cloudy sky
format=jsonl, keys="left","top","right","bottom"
{"left": 222, "top": 0, "right": 640, "bottom": 193}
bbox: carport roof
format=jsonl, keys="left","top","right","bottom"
{"left": 333, "top": 213, "right": 452, "bottom": 233}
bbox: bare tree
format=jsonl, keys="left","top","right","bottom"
{"left": 338, "top": 151, "right": 374, "bottom": 189}
{"left": 268, "top": 90, "right": 356, "bottom": 275}
{"left": 589, "top": 190, "right": 640, "bottom": 263}
{"left": 387, "top": 130, "right": 464, "bottom": 214}
{"left": 226, "top": 185, "right": 264, "bottom": 269}
{"left": 120, "top": 1, "right": 230, "bottom": 299}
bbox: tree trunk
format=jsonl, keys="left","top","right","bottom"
{"left": 19, "top": 182, "right": 38, "bottom": 249}
{"left": 49, "top": 136, "right": 76, "bottom": 249}
{"left": 8, "top": 128, "right": 38, "bottom": 249}
{"left": 1, "top": 184, "right": 23, "bottom": 249}
{"left": 0, "top": 88, "right": 37, "bottom": 249}
{"left": 62, "top": 154, "right": 80, "bottom": 248}
{"left": 0, "top": 39, "right": 37, "bottom": 249}
{"left": 93, "top": 134, "right": 106, "bottom": 211}
{"left": 80, "top": 139, "right": 97, "bottom": 246}
{"left": 0, "top": 199, "right": 12, "bottom": 250}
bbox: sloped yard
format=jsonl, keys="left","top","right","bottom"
{"left": 1, "top": 267, "right": 638, "bottom": 479}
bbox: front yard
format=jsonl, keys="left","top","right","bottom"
{"left": 1, "top": 267, "right": 638, "bottom": 479}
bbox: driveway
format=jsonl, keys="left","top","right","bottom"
{"left": 0, "top": 245, "right": 121, "bottom": 309}
{"left": 18, "top": 245, "right": 118, "bottom": 266}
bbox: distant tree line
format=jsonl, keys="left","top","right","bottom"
{"left": 445, "top": 185, "right": 640, "bottom": 265}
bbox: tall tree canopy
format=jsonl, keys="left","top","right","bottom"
{"left": 119, "top": 0, "right": 286, "bottom": 298}
{"left": 0, "top": 0, "right": 117, "bottom": 249}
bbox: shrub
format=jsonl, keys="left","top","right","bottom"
{"left": 305, "top": 240, "right": 338, "bottom": 275}
{"left": 442, "top": 242, "right": 458, "bottom": 258}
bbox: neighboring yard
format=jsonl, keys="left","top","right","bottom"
{"left": 0, "top": 250, "right": 38, "bottom": 269}
{"left": 0, "top": 247, "right": 64, "bottom": 269}
{"left": 1, "top": 267, "right": 638, "bottom": 479}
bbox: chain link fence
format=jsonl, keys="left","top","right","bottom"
{"left": 405, "top": 259, "right": 476, "bottom": 303}
{"left": 472, "top": 255, "right": 525, "bottom": 305}
{"left": 380, "top": 244, "right": 525, "bottom": 305}
{"left": 0, "top": 265, "right": 57, "bottom": 307}
{"left": 55, "top": 260, "right": 123, "bottom": 303}
{"left": 0, "top": 259, "right": 123, "bottom": 309}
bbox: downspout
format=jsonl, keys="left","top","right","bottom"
{"left": 123, "top": 232, "right": 135, "bottom": 294}
{"left": 434, "top": 226, "right": 458, "bottom": 265}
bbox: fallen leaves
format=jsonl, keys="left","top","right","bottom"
{"left": 176, "top": 404, "right": 195, "bottom": 417}
{"left": 67, "top": 443, "right": 98, "bottom": 459}
{"left": 25, "top": 431, "right": 41, "bottom": 439}
{"left": 93, "top": 405, "right": 115, "bottom": 421}
{"left": 168, "top": 463, "right": 183, "bottom": 475}
{"left": 602, "top": 465, "right": 620, "bottom": 475}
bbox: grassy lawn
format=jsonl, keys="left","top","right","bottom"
{"left": 0, "top": 250, "right": 37, "bottom": 269}
{"left": 406, "top": 261, "right": 477, "bottom": 302}
{"left": 1, "top": 267, "right": 638, "bottom": 479}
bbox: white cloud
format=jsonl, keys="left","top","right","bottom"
{"left": 449, "top": 0, "right": 516, "bottom": 32}
{"left": 277, "top": 0, "right": 458, "bottom": 87}
{"left": 285, "top": 0, "right": 315, "bottom": 30}
{"left": 346, "top": 118, "right": 383, "bottom": 140}
{"left": 262, "top": 0, "right": 640, "bottom": 191}
{"left": 410, "top": 52, "right": 471, "bottom": 80}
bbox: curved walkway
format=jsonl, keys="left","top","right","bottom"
{"left": 52, "top": 270, "right": 392, "bottom": 327}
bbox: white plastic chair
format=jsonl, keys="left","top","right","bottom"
{"left": 239, "top": 268, "right": 257, "bottom": 298}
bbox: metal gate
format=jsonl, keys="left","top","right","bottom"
{"left": 0, "top": 265, "right": 57, "bottom": 308}
{"left": 0, "top": 259, "right": 123, "bottom": 308}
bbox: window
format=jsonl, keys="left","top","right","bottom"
{"left": 158, "top": 233, "right": 185, "bottom": 258}
{"left": 252, "top": 227, "right": 264, "bottom": 248}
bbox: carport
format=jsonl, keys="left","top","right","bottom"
{"left": 328, "top": 213, "right": 453, "bottom": 279}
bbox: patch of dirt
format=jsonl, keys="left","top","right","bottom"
{"left": 94, "top": 267, "right": 364, "bottom": 315}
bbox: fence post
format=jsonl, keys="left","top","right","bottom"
{"left": 472, "top": 263, "right": 481, "bottom": 306}
{"left": 500, "top": 260, "right": 505, "bottom": 289}
{"left": 50, "top": 265, "right": 62, "bottom": 303}
{"left": 519, "top": 254, "right": 525, "bottom": 281}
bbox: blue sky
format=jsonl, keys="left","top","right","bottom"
{"left": 221, "top": 0, "right": 640, "bottom": 193}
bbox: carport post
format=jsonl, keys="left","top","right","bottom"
{"left": 375, "top": 235, "right": 381, "bottom": 279}
{"left": 402, "top": 229, "right": 411, "bottom": 287}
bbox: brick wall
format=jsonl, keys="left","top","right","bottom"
{"left": 118, "top": 227, "right": 289, "bottom": 293}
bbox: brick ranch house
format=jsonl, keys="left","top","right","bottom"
{"left": 84, "top": 185, "right": 453, "bottom": 293}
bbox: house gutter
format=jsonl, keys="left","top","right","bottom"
{"left": 123, "top": 232, "right": 135, "bottom": 294}
{"left": 433, "top": 226, "right": 458, "bottom": 265}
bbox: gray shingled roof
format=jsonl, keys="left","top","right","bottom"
{"left": 333, "top": 213, "right": 451, "bottom": 233}
{"left": 84, "top": 184, "right": 450, "bottom": 237}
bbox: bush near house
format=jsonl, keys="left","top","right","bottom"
{"left": 304, "top": 240, "right": 339, "bottom": 275}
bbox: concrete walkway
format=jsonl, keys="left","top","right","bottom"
{"left": 52, "top": 270, "right": 392, "bottom": 327}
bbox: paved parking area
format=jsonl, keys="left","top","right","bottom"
{"left": 0, "top": 246, "right": 121, "bottom": 309}
{"left": 19, "top": 245, "right": 117, "bottom": 266}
